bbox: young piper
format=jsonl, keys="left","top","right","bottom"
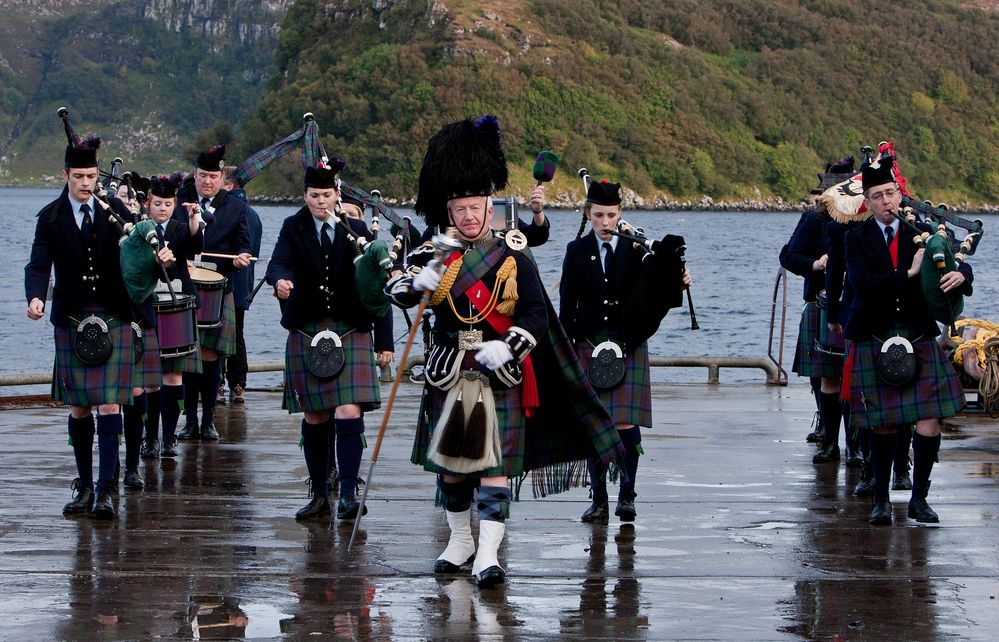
{"left": 139, "top": 173, "right": 205, "bottom": 459}
{"left": 266, "top": 163, "right": 394, "bottom": 521}
{"left": 25, "top": 137, "right": 173, "bottom": 518}
{"left": 560, "top": 179, "right": 691, "bottom": 523}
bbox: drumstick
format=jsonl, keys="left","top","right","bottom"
{"left": 198, "top": 252, "right": 258, "bottom": 262}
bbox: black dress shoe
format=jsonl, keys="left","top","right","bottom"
{"left": 176, "top": 421, "right": 199, "bottom": 440}
{"left": 63, "top": 479, "right": 94, "bottom": 514}
{"left": 295, "top": 496, "right": 332, "bottom": 521}
{"left": 475, "top": 566, "right": 506, "bottom": 588}
{"left": 336, "top": 495, "right": 368, "bottom": 520}
{"left": 200, "top": 422, "right": 219, "bottom": 441}
{"left": 908, "top": 497, "right": 939, "bottom": 523}
{"left": 615, "top": 498, "right": 637, "bottom": 522}
{"left": 845, "top": 448, "right": 864, "bottom": 467}
{"left": 805, "top": 411, "right": 824, "bottom": 443}
{"left": 580, "top": 501, "right": 609, "bottom": 523}
{"left": 92, "top": 489, "right": 116, "bottom": 519}
{"left": 434, "top": 554, "right": 475, "bottom": 574}
{"left": 892, "top": 469, "right": 912, "bottom": 491}
{"left": 853, "top": 476, "right": 875, "bottom": 496}
{"left": 160, "top": 438, "right": 179, "bottom": 458}
{"left": 123, "top": 468, "right": 144, "bottom": 489}
{"left": 140, "top": 439, "right": 160, "bottom": 459}
{"left": 812, "top": 444, "right": 841, "bottom": 464}
{"left": 868, "top": 499, "right": 892, "bottom": 525}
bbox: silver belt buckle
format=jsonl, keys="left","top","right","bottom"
{"left": 458, "top": 329, "right": 483, "bottom": 351}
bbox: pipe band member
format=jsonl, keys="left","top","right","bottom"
{"left": 266, "top": 163, "right": 394, "bottom": 522}
{"left": 844, "top": 158, "right": 973, "bottom": 525}
{"left": 138, "top": 172, "right": 205, "bottom": 461}
{"left": 175, "top": 144, "right": 252, "bottom": 442}
{"left": 386, "top": 116, "right": 624, "bottom": 587}
{"left": 24, "top": 137, "right": 160, "bottom": 519}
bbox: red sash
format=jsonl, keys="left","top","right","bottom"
{"left": 445, "top": 251, "right": 539, "bottom": 417}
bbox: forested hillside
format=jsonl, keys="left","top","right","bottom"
{"left": 237, "top": 0, "right": 999, "bottom": 205}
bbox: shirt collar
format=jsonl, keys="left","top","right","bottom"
{"left": 313, "top": 214, "right": 333, "bottom": 238}
{"left": 596, "top": 233, "right": 619, "bottom": 252}
{"left": 68, "top": 195, "right": 95, "bottom": 225}
{"left": 876, "top": 218, "right": 899, "bottom": 236}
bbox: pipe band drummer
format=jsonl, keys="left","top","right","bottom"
{"left": 266, "top": 163, "right": 394, "bottom": 523}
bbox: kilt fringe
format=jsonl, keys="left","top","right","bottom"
{"left": 530, "top": 459, "right": 589, "bottom": 498}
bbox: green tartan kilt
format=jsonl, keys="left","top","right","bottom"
{"left": 848, "top": 336, "right": 965, "bottom": 430}
{"left": 792, "top": 301, "right": 842, "bottom": 378}
{"left": 576, "top": 337, "right": 652, "bottom": 427}
{"left": 282, "top": 321, "right": 381, "bottom": 414}
{"left": 131, "top": 326, "right": 162, "bottom": 389}
{"left": 52, "top": 313, "right": 134, "bottom": 407}
{"left": 198, "top": 292, "right": 236, "bottom": 356}
{"left": 162, "top": 344, "right": 202, "bottom": 375}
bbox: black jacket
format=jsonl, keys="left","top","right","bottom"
{"left": 25, "top": 189, "right": 137, "bottom": 327}
{"left": 779, "top": 209, "right": 828, "bottom": 303}
{"left": 844, "top": 216, "right": 973, "bottom": 340}
{"left": 266, "top": 207, "right": 392, "bottom": 351}
{"left": 175, "top": 184, "right": 251, "bottom": 290}
{"left": 559, "top": 231, "right": 643, "bottom": 343}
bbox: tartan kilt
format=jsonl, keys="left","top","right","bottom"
{"left": 792, "top": 302, "right": 842, "bottom": 378}
{"left": 198, "top": 292, "right": 237, "bottom": 356}
{"left": 848, "top": 336, "right": 965, "bottom": 430}
{"left": 282, "top": 320, "right": 381, "bottom": 414}
{"left": 163, "top": 344, "right": 202, "bottom": 375}
{"left": 422, "top": 353, "right": 527, "bottom": 478}
{"left": 576, "top": 337, "right": 652, "bottom": 428}
{"left": 131, "top": 326, "right": 163, "bottom": 389}
{"left": 52, "top": 314, "right": 134, "bottom": 407}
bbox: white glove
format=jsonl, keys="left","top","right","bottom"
{"left": 412, "top": 260, "right": 442, "bottom": 292}
{"left": 473, "top": 340, "right": 514, "bottom": 371}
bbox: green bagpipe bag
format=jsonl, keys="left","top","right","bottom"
{"left": 120, "top": 219, "right": 160, "bottom": 304}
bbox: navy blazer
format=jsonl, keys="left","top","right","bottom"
{"left": 779, "top": 209, "right": 828, "bottom": 303}
{"left": 844, "top": 216, "right": 973, "bottom": 340}
{"left": 559, "top": 231, "right": 644, "bottom": 343}
{"left": 175, "top": 184, "right": 251, "bottom": 289}
{"left": 25, "top": 188, "right": 137, "bottom": 327}
{"left": 266, "top": 207, "right": 392, "bottom": 351}
{"left": 823, "top": 219, "right": 858, "bottom": 327}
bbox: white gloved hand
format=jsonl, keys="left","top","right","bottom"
{"left": 473, "top": 340, "right": 514, "bottom": 371}
{"left": 412, "top": 260, "right": 443, "bottom": 292}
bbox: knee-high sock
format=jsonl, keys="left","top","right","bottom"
{"left": 160, "top": 385, "right": 183, "bottom": 442}
{"left": 327, "top": 420, "right": 337, "bottom": 476}
{"left": 618, "top": 427, "right": 642, "bottom": 499}
{"left": 95, "top": 413, "right": 123, "bottom": 493}
{"left": 183, "top": 371, "right": 200, "bottom": 424}
{"left": 820, "top": 392, "right": 842, "bottom": 449}
{"left": 438, "top": 476, "right": 477, "bottom": 512}
{"left": 810, "top": 377, "right": 822, "bottom": 413}
{"left": 843, "top": 401, "right": 857, "bottom": 452}
{"left": 895, "top": 426, "right": 913, "bottom": 471}
{"left": 335, "top": 417, "right": 365, "bottom": 498}
{"left": 122, "top": 392, "right": 145, "bottom": 471}
{"left": 872, "top": 432, "right": 895, "bottom": 502}
{"left": 911, "top": 433, "right": 941, "bottom": 499}
{"left": 478, "top": 485, "right": 512, "bottom": 522}
{"left": 587, "top": 457, "right": 608, "bottom": 503}
{"left": 68, "top": 414, "right": 95, "bottom": 488}
{"left": 199, "top": 359, "right": 220, "bottom": 426}
{"left": 144, "top": 389, "right": 161, "bottom": 442}
{"left": 301, "top": 419, "right": 329, "bottom": 498}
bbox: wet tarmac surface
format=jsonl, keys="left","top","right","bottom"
{"left": 1, "top": 382, "right": 998, "bottom": 640}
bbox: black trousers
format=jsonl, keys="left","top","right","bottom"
{"left": 225, "top": 307, "right": 247, "bottom": 388}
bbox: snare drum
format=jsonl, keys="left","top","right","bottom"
{"left": 815, "top": 290, "right": 845, "bottom": 357}
{"left": 189, "top": 266, "right": 228, "bottom": 329}
{"left": 154, "top": 292, "right": 198, "bottom": 357}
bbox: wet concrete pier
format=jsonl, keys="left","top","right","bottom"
{"left": 1, "top": 382, "right": 997, "bottom": 640}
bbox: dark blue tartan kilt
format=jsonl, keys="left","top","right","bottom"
{"left": 52, "top": 313, "right": 134, "bottom": 407}
{"left": 198, "top": 292, "right": 237, "bottom": 356}
{"left": 422, "top": 353, "right": 527, "bottom": 478}
{"left": 848, "top": 336, "right": 965, "bottom": 430}
{"left": 131, "top": 326, "right": 162, "bottom": 389}
{"left": 575, "top": 337, "right": 652, "bottom": 428}
{"left": 282, "top": 321, "right": 381, "bottom": 414}
{"left": 163, "top": 345, "right": 202, "bottom": 375}
{"left": 792, "top": 301, "right": 843, "bottom": 379}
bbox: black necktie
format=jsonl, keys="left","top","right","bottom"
{"left": 200, "top": 197, "right": 210, "bottom": 210}
{"left": 885, "top": 225, "right": 894, "bottom": 245}
{"left": 602, "top": 242, "right": 613, "bottom": 280}
{"left": 321, "top": 222, "right": 333, "bottom": 256}
{"left": 156, "top": 223, "right": 166, "bottom": 246}
{"left": 80, "top": 203, "right": 92, "bottom": 240}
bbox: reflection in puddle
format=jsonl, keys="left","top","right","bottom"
{"left": 184, "top": 595, "right": 293, "bottom": 639}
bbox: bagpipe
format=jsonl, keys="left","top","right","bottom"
{"left": 577, "top": 168, "right": 696, "bottom": 349}
{"left": 58, "top": 107, "right": 164, "bottom": 304}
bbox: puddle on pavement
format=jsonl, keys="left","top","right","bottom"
{"left": 183, "top": 595, "right": 293, "bottom": 639}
